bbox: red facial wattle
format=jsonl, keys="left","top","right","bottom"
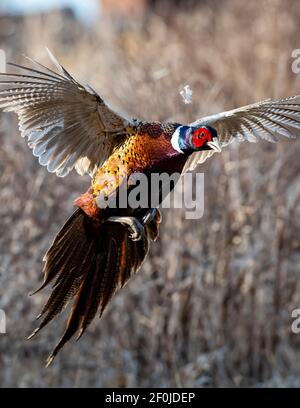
{"left": 192, "top": 127, "right": 212, "bottom": 148}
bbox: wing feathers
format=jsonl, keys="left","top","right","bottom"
{"left": 186, "top": 94, "right": 300, "bottom": 171}
{"left": 0, "top": 54, "right": 130, "bottom": 177}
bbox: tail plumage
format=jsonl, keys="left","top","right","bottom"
{"left": 28, "top": 208, "right": 161, "bottom": 367}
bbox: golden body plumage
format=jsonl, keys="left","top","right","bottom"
{"left": 76, "top": 123, "right": 180, "bottom": 218}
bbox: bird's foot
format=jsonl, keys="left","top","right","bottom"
{"left": 105, "top": 216, "right": 144, "bottom": 241}
{"left": 142, "top": 208, "right": 157, "bottom": 225}
{"left": 105, "top": 209, "right": 158, "bottom": 241}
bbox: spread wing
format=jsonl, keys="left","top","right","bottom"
{"left": 183, "top": 95, "right": 300, "bottom": 173}
{"left": 0, "top": 50, "right": 130, "bottom": 177}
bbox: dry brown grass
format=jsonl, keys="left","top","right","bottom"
{"left": 1, "top": 0, "right": 300, "bottom": 387}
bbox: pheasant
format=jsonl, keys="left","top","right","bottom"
{"left": 1, "top": 51, "right": 300, "bottom": 366}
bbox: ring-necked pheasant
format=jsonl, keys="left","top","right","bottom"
{"left": 1, "top": 51, "right": 300, "bottom": 366}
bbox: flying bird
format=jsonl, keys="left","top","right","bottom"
{"left": 1, "top": 51, "right": 300, "bottom": 366}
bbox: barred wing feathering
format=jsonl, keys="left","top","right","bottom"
{"left": 0, "top": 50, "right": 130, "bottom": 177}
{"left": 184, "top": 95, "right": 300, "bottom": 172}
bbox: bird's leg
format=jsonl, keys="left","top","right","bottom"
{"left": 142, "top": 208, "right": 158, "bottom": 225}
{"left": 106, "top": 216, "right": 144, "bottom": 241}
{"left": 105, "top": 208, "right": 158, "bottom": 241}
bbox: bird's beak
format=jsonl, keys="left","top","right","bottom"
{"left": 207, "top": 137, "right": 222, "bottom": 152}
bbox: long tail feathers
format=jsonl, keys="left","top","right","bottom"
{"left": 27, "top": 208, "right": 161, "bottom": 367}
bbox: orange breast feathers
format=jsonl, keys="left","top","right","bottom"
{"left": 74, "top": 131, "right": 172, "bottom": 218}
{"left": 92, "top": 132, "right": 171, "bottom": 196}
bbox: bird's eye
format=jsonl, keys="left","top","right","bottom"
{"left": 194, "top": 130, "right": 206, "bottom": 139}
{"left": 192, "top": 127, "right": 212, "bottom": 149}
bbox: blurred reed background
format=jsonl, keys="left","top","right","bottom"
{"left": 1, "top": 0, "right": 300, "bottom": 387}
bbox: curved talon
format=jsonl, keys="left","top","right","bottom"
{"left": 128, "top": 219, "right": 144, "bottom": 241}
{"left": 105, "top": 209, "right": 158, "bottom": 241}
{"left": 105, "top": 216, "right": 144, "bottom": 241}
